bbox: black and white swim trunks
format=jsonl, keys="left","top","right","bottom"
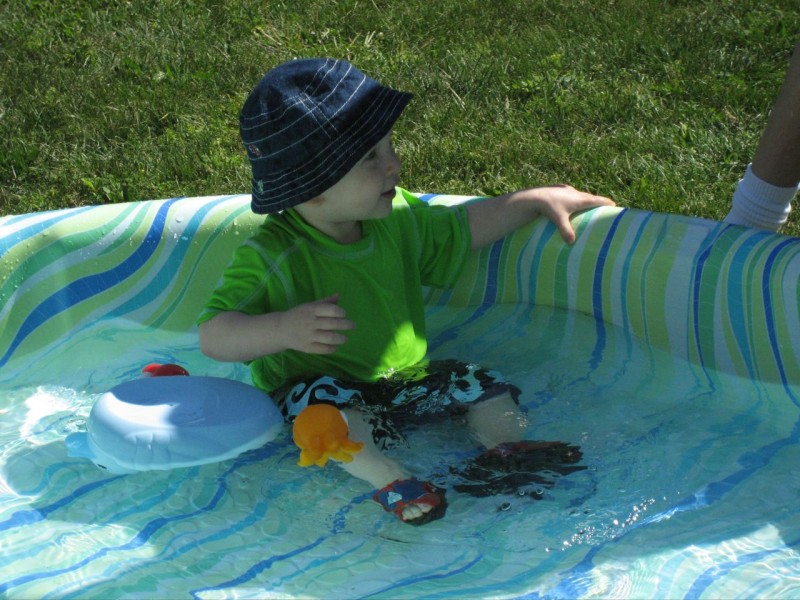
{"left": 272, "top": 359, "right": 521, "bottom": 450}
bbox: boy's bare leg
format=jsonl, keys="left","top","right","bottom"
{"left": 466, "top": 392, "right": 529, "bottom": 448}
{"left": 338, "top": 408, "right": 434, "bottom": 522}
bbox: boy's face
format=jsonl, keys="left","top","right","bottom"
{"left": 294, "top": 131, "right": 401, "bottom": 241}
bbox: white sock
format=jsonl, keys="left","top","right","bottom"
{"left": 724, "top": 164, "right": 797, "bottom": 231}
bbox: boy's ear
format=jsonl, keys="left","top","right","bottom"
{"left": 307, "top": 195, "right": 326, "bottom": 206}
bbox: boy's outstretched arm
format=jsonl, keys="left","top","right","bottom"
{"left": 466, "top": 184, "right": 615, "bottom": 249}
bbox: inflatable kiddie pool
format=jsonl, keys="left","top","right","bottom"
{"left": 1, "top": 193, "right": 798, "bottom": 598}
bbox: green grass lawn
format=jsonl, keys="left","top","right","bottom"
{"left": 2, "top": 0, "right": 798, "bottom": 235}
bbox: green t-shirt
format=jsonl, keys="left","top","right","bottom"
{"left": 198, "top": 189, "right": 471, "bottom": 392}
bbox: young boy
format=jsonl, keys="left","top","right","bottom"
{"left": 198, "top": 58, "right": 614, "bottom": 526}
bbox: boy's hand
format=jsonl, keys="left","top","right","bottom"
{"left": 282, "top": 294, "right": 355, "bottom": 354}
{"left": 467, "top": 184, "right": 615, "bottom": 249}
{"left": 525, "top": 184, "right": 615, "bottom": 244}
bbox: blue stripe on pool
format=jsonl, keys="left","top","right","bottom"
{"left": 690, "top": 227, "right": 720, "bottom": 388}
{"left": 189, "top": 536, "right": 328, "bottom": 598}
{"left": 106, "top": 197, "right": 234, "bottom": 320}
{"left": 725, "top": 230, "right": 764, "bottom": 381}
{"left": 616, "top": 211, "right": 655, "bottom": 361}
{"left": 588, "top": 209, "right": 625, "bottom": 370}
{"left": 517, "top": 215, "right": 553, "bottom": 310}
{"left": 361, "top": 553, "right": 483, "bottom": 599}
{"left": 685, "top": 531, "right": 800, "bottom": 599}
{"left": 0, "top": 207, "right": 96, "bottom": 253}
{"left": 427, "top": 236, "right": 504, "bottom": 350}
{"left": 0, "top": 461, "right": 234, "bottom": 594}
{"left": 0, "top": 199, "right": 179, "bottom": 369}
{"left": 0, "top": 474, "right": 124, "bottom": 533}
{"left": 188, "top": 475, "right": 354, "bottom": 596}
{"left": 547, "top": 415, "right": 800, "bottom": 598}
{"left": 152, "top": 198, "right": 252, "bottom": 328}
{"left": 762, "top": 238, "right": 800, "bottom": 405}
{"left": 633, "top": 211, "right": 663, "bottom": 346}
{"left": 483, "top": 237, "right": 503, "bottom": 306}
{"left": 58, "top": 445, "right": 289, "bottom": 598}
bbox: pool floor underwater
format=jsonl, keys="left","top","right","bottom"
{"left": 1, "top": 303, "right": 799, "bottom": 598}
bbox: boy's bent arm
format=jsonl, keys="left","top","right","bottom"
{"left": 199, "top": 294, "right": 355, "bottom": 362}
{"left": 466, "top": 185, "right": 615, "bottom": 249}
{"left": 199, "top": 311, "right": 291, "bottom": 362}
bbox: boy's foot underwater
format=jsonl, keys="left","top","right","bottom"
{"left": 371, "top": 440, "right": 587, "bottom": 526}
{"left": 451, "top": 440, "right": 587, "bottom": 498}
{"left": 372, "top": 478, "right": 448, "bottom": 525}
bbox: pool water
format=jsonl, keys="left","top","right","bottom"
{"left": 1, "top": 303, "right": 799, "bottom": 598}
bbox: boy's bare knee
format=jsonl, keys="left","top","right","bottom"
{"left": 467, "top": 393, "right": 529, "bottom": 448}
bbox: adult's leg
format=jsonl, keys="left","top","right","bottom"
{"left": 726, "top": 40, "right": 800, "bottom": 230}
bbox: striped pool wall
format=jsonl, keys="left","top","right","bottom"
{"left": 1, "top": 193, "right": 799, "bottom": 388}
{"left": 1, "top": 196, "right": 260, "bottom": 373}
{"left": 426, "top": 194, "right": 800, "bottom": 388}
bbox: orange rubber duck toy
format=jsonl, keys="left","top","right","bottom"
{"left": 292, "top": 404, "right": 364, "bottom": 467}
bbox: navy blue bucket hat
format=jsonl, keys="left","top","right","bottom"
{"left": 240, "top": 58, "right": 413, "bottom": 214}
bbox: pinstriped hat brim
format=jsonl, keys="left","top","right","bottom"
{"left": 240, "top": 59, "right": 412, "bottom": 215}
